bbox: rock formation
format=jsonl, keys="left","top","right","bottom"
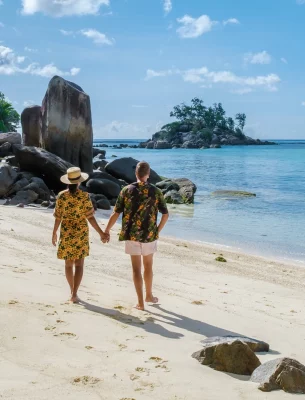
{"left": 21, "top": 105, "right": 42, "bottom": 147}
{"left": 41, "top": 76, "right": 93, "bottom": 173}
{"left": 251, "top": 358, "right": 305, "bottom": 393}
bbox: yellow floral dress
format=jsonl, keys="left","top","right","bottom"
{"left": 54, "top": 189, "right": 95, "bottom": 260}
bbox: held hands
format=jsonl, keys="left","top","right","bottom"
{"left": 101, "top": 231, "right": 110, "bottom": 244}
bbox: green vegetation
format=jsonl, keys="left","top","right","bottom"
{"left": 153, "top": 97, "right": 247, "bottom": 146}
{"left": 0, "top": 92, "right": 20, "bottom": 133}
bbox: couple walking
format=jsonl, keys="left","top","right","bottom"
{"left": 52, "top": 161, "right": 169, "bottom": 310}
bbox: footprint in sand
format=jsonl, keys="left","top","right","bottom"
{"left": 191, "top": 300, "right": 204, "bottom": 305}
{"left": 135, "top": 367, "right": 149, "bottom": 374}
{"left": 120, "top": 398, "right": 136, "bottom": 400}
{"left": 130, "top": 374, "right": 140, "bottom": 381}
{"left": 13, "top": 268, "right": 33, "bottom": 274}
{"left": 85, "top": 346, "right": 94, "bottom": 350}
{"left": 56, "top": 319, "right": 65, "bottom": 324}
{"left": 114, "top": 305, "right": 126, "bottom": 311}
{"left": 119, "top": 344, "right": 127, "bottom": 351}
{"left": 73, "top": 376, "right": 101, "bottom": 385}
{"left": 54, "top": 332, "right": 76, "bottom": 338}
{"left": 45, "top": 325, "right": 56, "bottom": 331}
{"left": 8, "top": 300, "right": 19, "bottom": 305}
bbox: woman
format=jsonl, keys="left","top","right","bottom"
{"left": 52, "top": 167, "right": 108, "bottom": 303}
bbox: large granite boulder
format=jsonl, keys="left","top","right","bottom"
{"left": 86, "top": 179, "right": 121, "bottom": 199}
{"left": 88, "top": 171, "right": 123, "bottom": 188}
{"left": 93, "top": 148, "right": 106, "bottom": 157}
{"left": 251, "top": 358, "right": 305, "bottom": 393}
{"left": 105, "top": 157, "right": 161, "bottom": 185}
{"left": 0, "top": 142, "right": 12, "bottom": 157}
{"left": 192, "top": 339, "right": 261, "bottom": 375}
{"left": 21, "top": 105, "right": 42, "bottom": 147}
{"left": 41, "top": 76, "right": 93, "bottom": 173}
{"left": 156, "top": 179, "right": 180, "bottom": 193}
{"left": 0, "top": 163, "right": 17, "bottom": 197}
{"left": 0, "top": 132, "right": 21, "bottom": 146}
{"left": 96, "top": 198, "right": 111, "bottom": 210}
{"left": 200, "top": 336, "right": 269, "bottom": 353}
{"left": 9, "top": 190, "right": 38, "bottom": 206}
{"left": 6, "top": 177, "right": 30, "bottom": 196}
{"left": 173, "top": 178, "right": 197, "bottom": 204}
{"left": 13, "top": 145, "right": 73, "bottom": 192}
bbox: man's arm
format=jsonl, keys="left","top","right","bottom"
{"left": 158, "top": 213, "right": 169, "bottom": 234}
{"left": 87, "top": 216, "right": 109, "bottom": 242}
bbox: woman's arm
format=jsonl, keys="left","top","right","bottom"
{"left": 87, "top": 216, "right": 109, "bottom": 243}
{"left": 52, "top": 219, "right": 61, "bottom": 246}
{"left": 105, "top": 212, "right": 120, "bottom": 236}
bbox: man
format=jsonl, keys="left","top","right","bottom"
{"left": 105, "top": 161, "right": 169, "bottom": 310}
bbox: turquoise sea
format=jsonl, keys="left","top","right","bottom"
{"left": 94, "top": 139, "right": 305, "bottom": 264}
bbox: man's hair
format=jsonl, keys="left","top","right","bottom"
{"left": 136, "top": 161, "right": 150, "bottom": 178}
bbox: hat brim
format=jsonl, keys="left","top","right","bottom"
{"left": 60, "top": 172, "right": 89, "bottom": 185}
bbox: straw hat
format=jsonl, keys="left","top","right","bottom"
{"left": 60, "top": 167, "right": 89, "bottom": 185}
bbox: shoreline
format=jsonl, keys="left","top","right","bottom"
{"left": 1, "top": 206, "right": 305, "bottom": 399}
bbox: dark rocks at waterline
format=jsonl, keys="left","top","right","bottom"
{"left": 105, "top": 157, "right": 161, "bottom": 185}
{"left": 251, "top": 358, "right": 305, "bottom": 393}
{"left": 192, "top": 339, "right": 261, "bottom": 375}
{"left": 200, "top": 336, "right": 269, "bottom": 353}
{"left": 41, "top": 76, "right": 93, "bottom": 173}
{"left": 173, "top": 178, "right": 197, "bottom": 204}
{"left": 92, "top": 148, "right": 106, "bottom": 157}
{"left": 0, "top": 164, "right": 18, "bottom": 197}
{"left": 93, "top": 160, "right": 108, "bottom": 171}
{"left": 13, "top": 145, "right": 73, "bottom": 192}
{"left": 21, "top": 105, "right": 42, "bottom": 147}
{"left": 212, "top": 190, "right": 256, "bottom": 197}
{"left": 164, "top": 190, "right": 184, "bottom": 204}
{"left": 86, "top": 179, "right": 121, "bottom": 199}
{"left": 0, "top": 132, "right": 22, "bottom": 146}
{"left": 88, "top": 171, "right": 124, "bottom": 188}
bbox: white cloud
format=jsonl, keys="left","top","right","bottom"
{"left": 232, "top": 88, "right": 253, "bottom": 95}
{"left": 297, "top": 0, "right": 305, "bottom": 4}
{"left": 164, "top": 0, "right": 172, "bottom": 15}
{"left": 0, "top": 22, "right": 4, "bottom": 28}
{"left": 60, "top": 29, "right": 74, "bottom": 36}
{"left": 24, "top": 46, "right": 38, "bottom": 53}
{"left": 301, "top": 101, "right": 305, "bottom": 106}
{"left": 0, "top": 1, "right": 3, "bottom": 5}
{"left": 0, "top": 45, "right": 80, "bottom": 78}
{"left": 223, "top": 18, "right": 240, "bottom": 26}
{"left": 21, "top": 0, "right": 109, "bottom": 17}
{"left": 177, "top": 14, "right": 217, "bottom": 39}
{"left": 146, "top": 66, "right": 280, "bottom": 92}
{"left": 23, "top": 100, "right": 36, "bottom": 107}
{"left": 132, "top": 105, "right": 148, "bottom": 108}
{"left": 94, "top": 121, "right": 152, "bottom": 139}
{"left": 80, "top": 29, "right": 114, "bottom": 45}
{"left": 244, "top": 51, "right": 272, "bottom": 65}
{"left": 281, "top": 57, "right": 288, "bottom": 64}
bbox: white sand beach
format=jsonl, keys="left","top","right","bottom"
{"left": 1, "top": 206, "right": 305, "bottom": 399}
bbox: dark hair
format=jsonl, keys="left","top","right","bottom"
{"left": 68, "top": 184, "right": 78, "bottom": 195}
{"left": 136, "top": 161, "right": 150, "bottom": 178}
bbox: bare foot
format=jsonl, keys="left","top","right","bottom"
{"left": 70, "top": 295, "right": 80, "bottom": 304}
{"left": 145, "top": 296, "right": 159, "bottom": 304}
{"left": 134, "top": 304, "right": 145, "bottom": 311}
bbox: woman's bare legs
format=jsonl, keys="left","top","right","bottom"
{"left": 65, "top": 260, "right": 74, "bottom": 296}
{"left": 71, "top": 259, "right": 84, "bottom": 303}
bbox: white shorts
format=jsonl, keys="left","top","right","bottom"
{"left": 125, "top": 241, "right": 158, "bottom": 256}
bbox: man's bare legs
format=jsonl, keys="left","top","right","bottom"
{"left": 65, "top": 259, "right": 84, "bottom": 303}
{"left": 71, "top": 259, "right": 84, "bottom": 303}
{"left": 131, "top": 255, "right": 144, "bottom": 310}
{"left": 143, "top": 254, "right": 158, "bottom": 303}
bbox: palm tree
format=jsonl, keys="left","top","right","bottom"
{"left": 0, "top": 92, "right": 20, "bottom": 132}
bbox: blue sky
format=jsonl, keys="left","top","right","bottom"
{"left": 0, "top": 0, "right": 305, "bottom": 139}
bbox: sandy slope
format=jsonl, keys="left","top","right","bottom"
{"left": 1, "top": 206, "right": 305, "bottom": 400}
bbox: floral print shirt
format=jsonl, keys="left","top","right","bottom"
{"left": 114, "top": 182, "right": 168, "bottom": 243}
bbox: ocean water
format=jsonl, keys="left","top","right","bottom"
{"left": 94, "top": 139, "right": 305, "bottom": 263}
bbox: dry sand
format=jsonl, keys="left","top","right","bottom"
{"left": 1, "top": 206, "right": 305, "bottom": 399}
